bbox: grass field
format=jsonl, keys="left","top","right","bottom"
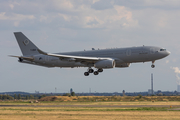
{"left": 0, "top": 101, "right": 180, "bottom": 106}
{"left": 0, "top": 106, "right": 180, "bottom": 120}
{"left": 40, "top": 96, "right": 180, "bottom": 102}
{"left": 0, "top": 96, "right": 180, "bottom": 120}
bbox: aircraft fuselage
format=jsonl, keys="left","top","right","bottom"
{"left": 25, "top": 46, "right": 170, "bottom": 68}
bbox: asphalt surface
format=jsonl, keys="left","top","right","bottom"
{"left": 0, "top": 105, "right": 180, "bottom": 108}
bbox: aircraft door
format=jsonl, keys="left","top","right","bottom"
{"left": 140, "top": 48, "right": 149, "bottom": 61}
{"left": 36, "top": 55, "right": 45, "bottom": 64}
{"left": 126, "top": 49, "right": 131, "bottom": 56}
{"left": 41, "top": 56, "right": 50, "bottom": 65}
{"left": 150, "top": 48, "right": 155, "bottom": 54}
{"left": 45, "top": 56, "right": 49, "bottom": 62}
{"left": 125, "top": 49, "right": 132, "bottom": 62}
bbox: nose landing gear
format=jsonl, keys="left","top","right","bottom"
{"left": 151, "top": 61, "right": 155, "bottom": 68}
{"left": 151, "top": 65, "right": 155, "bottom": 68}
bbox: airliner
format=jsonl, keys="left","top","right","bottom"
{"left": 10, "top": 32, "right": 170, "bottom": 76}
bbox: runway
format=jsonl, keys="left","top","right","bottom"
{"left": 0, "top": 105, "right": 180, "bottom": 108}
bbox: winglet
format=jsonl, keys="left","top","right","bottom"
{"left": 37, "top": 49, "right": 48, "bottom": 55}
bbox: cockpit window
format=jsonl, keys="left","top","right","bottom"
{"left": 160, "top": 49, "right": 166, "bottom": 51}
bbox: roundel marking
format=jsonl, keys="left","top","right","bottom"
{"left": 23, "top": 39, "right": 29, "bottom": 46}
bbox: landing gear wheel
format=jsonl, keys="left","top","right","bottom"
{"left": 94, "top": 71, "right": 99, "bottom": 75}
{"left": 98, "top": 68, "right": 103, "bottom": 72}
{"left": 151, "top": 65, "right": 155, "bottom": 68}
{"left": 84, "top": 72, "right": 89, "bottom": 76}
{"left": 151, "top": 60, "right": 155, "bottom": 68}
{"left": 88, "top": 69, "right": 94, "bottom": 73}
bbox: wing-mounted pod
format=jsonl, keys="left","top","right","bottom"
{"left": 94, "top": 59, "right": 115, "bottom": 69}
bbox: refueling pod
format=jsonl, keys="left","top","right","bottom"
{"left": 94, "top": 59, "right": 115, "bottom": 69}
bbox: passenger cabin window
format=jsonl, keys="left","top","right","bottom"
{"left": 160, "top": 49, "right": 166, "bottom": 51}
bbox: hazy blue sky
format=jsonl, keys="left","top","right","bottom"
{"left": 1, "top": 0, "right": 180, "bottom": 93}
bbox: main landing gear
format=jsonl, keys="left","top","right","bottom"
{"left": 84, "top": 68, "right": 103, "bottom": 76}
{"left": 151, "top": 60, "right": 155, "bottom": 68}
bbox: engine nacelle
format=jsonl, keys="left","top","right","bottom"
{"left": 116, "top": 63, "right": 131, "bottom": 68}
{"left": 94, "top": 59, "right": 115, "bottom": 69}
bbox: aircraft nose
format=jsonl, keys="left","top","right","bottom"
{"left": 166, "top": 51, "right": 171, "bottom": 56}
{"left": 159, "top": 50, "right": 170, "bottom": 58}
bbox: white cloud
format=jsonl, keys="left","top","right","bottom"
{"left": 83, "top": 16, "right": 103, "bottom": 28}
{"left": 74, "top": 5, "right": 138, "bottom": 29}
{"left": 92, "top": 0, "right": 100, "bottom": 4}
{"left": 58, "top": 13, "right": 72, "bottom": 22}
{"left": 9, "top": 4, "right": 14, "bottom": 9}
{"left": 0, "top": 12, "right": 35, "bottom": 26}
{"left": 14, "top": 21, "right": 19, "bottom": 27}
{"left": 39, "top": 15, "right": 48, "bottom": 22}
{"left": 0, "top": 12, "right": 35, "bottom": 21}
{"left": 144, "top": 0, "right": 180, "bottom": 7}
{"left": 0, "top": 12, "right": 8, "bottom": 20}
{"left": 166, "top": 60, "right": 169, "bottom": 64}
{"left": 38, "top": 2, "right": 138, "bottom": 29}
{"left": 52, "top": 0, "right": 74, "bottom": 11}
{"left": 172, "top": 67, "right": 180, "bottom": 74}
{"left": 0, "top": 1, "right": 139, "bottom": 30}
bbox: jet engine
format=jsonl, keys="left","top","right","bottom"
{"left": 94, "top": 59, "right": 115, "bottom": 69}
{"left": 116, "top": 63, "right": 131, "bottom": 68}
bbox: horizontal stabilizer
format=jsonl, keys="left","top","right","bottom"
{"left": 9, "top": 55, "right": 34, "bottom": 60}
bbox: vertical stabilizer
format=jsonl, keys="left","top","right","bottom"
{"left": 14, "top": 32, "right": 40, "bottom": 56}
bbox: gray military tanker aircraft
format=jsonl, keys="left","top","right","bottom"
{"left": 10, "top": 32, "right": 170, "bottom": 76}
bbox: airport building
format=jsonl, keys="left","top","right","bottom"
{"left": 70, "top": 88, "right": 73, "bottom": 94}
{"left": 122, "top": 90, "right": 125, "bottom": 96}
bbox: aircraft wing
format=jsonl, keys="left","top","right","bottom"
{"left": 37, "top": 49, "right": 113, "bottom": 63}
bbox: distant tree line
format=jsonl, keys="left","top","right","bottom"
{"left": 14, "top": 94, "right": 47, "bottom": 100}
{"left": 0, "top": 95, "right": 13, "bottom": 100}
{"left": 62, "top": 92, "right": 76, "bottom": 97}
{"left": 0, "top": 94, "right": 47, "bottom": 100}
